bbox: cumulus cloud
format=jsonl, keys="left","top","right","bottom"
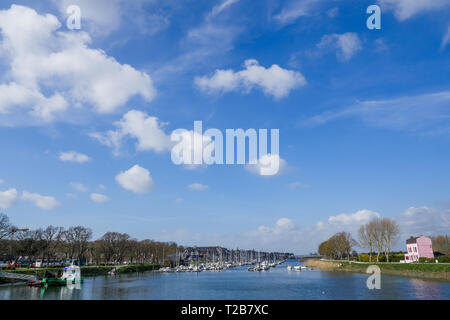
{"left": 195, "top": 59, "right": 306, "bottom": 99}
{"left": 245, "top": 154, "right": 287, "bottom": 176}
{"left": 325, "top": 209, "right": 381, "bottom": 226}
{"left": 59, "top": 151, "right": 90, "bottom": 163}
{"left": 90, "top": 193, "right": 110, "bottom": 203}
{"left": 187, "top": 183, "right": 208, "bottom": 191}
{"left": 0, "top": 5, "right": 155, "bottom": 125}
{"left": 377, "top": 0, "right": 450, "bottom": 21}
{"left": 316, "top": 33, "right": 362, "bottom": 61}
{"left": 70, "top": 182, "right": 88, "bottom": 192}
{"left": 0, "top": 188, "right": 19, "bottom": 209}
{"left": 116, "top": 165, "right": 154, "bottom": 194}
{"left": 90, "top": 110, "right": 172, "bottom": 156}
{"left": 22, "top": 191, "right": 61, "bottom": 210}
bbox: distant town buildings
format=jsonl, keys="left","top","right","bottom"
{"left": 404, "top": 235, "right": 434, "bottom": 263}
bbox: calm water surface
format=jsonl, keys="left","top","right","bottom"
{"left": 0, "top": 261, "right": 449, "bottom": 300}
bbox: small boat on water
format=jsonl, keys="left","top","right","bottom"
{"left": 287, "top": 265, "right": 293, "bottom": 270}
{"left": 294, "top": 266, "right": 301, "bottom": 271}
{"left": 27, "top": 265, "right": 83, "bottom": 287}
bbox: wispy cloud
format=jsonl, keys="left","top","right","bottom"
{"left": 377, "top": 0, "right": 450, "bottom": 21}
{"left": 187, "top": 183, "right": 208, "bottom": 191}
{"left": 70, "top": 182, "right": 88, "bottom": 193}
{"left": 315, "top": 33, "right": 363, "bottom": 62}
{"left": 208, "top": 0, "right": 240, "bottom": 19}
{"left": 303, "top": 91, "right": 450, "bottom": 135}
{"left": 22, "top": 191, "right": 61, "bottom": 210}
{"left": 441, "top": 26, "right": 450, "bottom": 50}
{"left": 273, "top": 0, "right": 320, "bottom": 25}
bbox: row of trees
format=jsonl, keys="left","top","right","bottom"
{"left": 0, "top": 213, "right": 182, "bottom": 266}
{"left": 318, "top": 217, "right": 400, "bottom": 262}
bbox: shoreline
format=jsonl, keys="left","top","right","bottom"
{"left": 0, "top": 264, "right": 160, "bottom": 284}
{"left": 305, "top": 259, "right": 450, "bottom": 282}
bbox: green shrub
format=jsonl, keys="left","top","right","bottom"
{"left": 358, "top": 253, "right": 405, "bottom": 262}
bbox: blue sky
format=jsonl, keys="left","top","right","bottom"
{"left": 0, "top": 0, "right": 449, "bottom": 254}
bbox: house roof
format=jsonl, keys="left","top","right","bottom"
{"left": 406, "top": 236, "right": 418, "bottom": 244}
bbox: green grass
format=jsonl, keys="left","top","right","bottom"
{"left": 0, "top": 264, "right": 161, "bottom": 280}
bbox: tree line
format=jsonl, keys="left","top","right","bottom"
{"left": 0, "top": 213, "right": 183, "bottom": 266}
{"left": 319, "top": 217, "right": 400, "bottom": 262}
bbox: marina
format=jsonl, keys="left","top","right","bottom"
{"left": 0, "top": 260, "right": 448, "bottom": 300}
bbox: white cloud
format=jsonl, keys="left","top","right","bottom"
{"left": 116, "top": 165, "right": 154, "bottom": 194}
{"left": 70, "top": 182, "right": 88, "bottom": 192}
{"left": 0, "top": 5, "right": 155, "bottom": 124}
{"left": 245, "top": 154, "right": 287, "bottom": 176}
{"left": 377, "top": 0, "right": 450, "bottom": 21}
{"left": 441, "top": 26, "right": 450, "bottom": 50}
{"left": 187, "top": 183, "right": 208, "bottom": 191}
{"left": 304, "top": 91, "right": 450, "bottom": 135}
{"left": 327, "top": 7, "right": 339, "bottom": 18}
{"left": 22, "top": 191, "right": 61, "bottom": 210}
{"left": 273, "top": 0, "right": 319, "bottom": 25}
{"left": 208, "top": 0, "right": 240, "bottom": 18}
{"left": 326, "top": 209, "right": 381, "bottom": 226}
{"left": 175, "top": 198, "right": 184, "bottom": 203}
{"left": 0, "top": 188, "right": 19, "bottom": 209}
{"left": 316, "top": 33, "right": 362, "bottom": 61}
{"left": 59, "top": 151, "right": 90, "bottom": 163}
{"left": 195, "top": 59, "right": 306, "bottom": 99}
{"left": 53, "top": 0, "right": 122, "bottom": 35}
{"left": 90, "top": 193, "right": 110, "bottom": 203}
{"left": 90, "top": 110, "right": 172, "bottom": 155}
{"left": 397, "top": 206, "right": 450, "bottom": 237}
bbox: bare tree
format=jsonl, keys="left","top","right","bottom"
{"left": 64, "top": 226, "right": 92, "bottom": 265}
{"left": 358, "top": 224, "right": 375, "bottom": 262}
{"left": 381, "top": 218, "right": 400, "bottom": 262}
{"left": 0, "top": 213, "right": 14, "bottom": 240}
{"left": 40, "top": 226, "right": 64, "bottom": 265}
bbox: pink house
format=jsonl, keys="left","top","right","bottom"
{"left": 404, "top": 235, "right": 434, "bottom": 262}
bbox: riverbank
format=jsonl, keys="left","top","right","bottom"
{"left": 305, "top": 259, "right": 450, "bottom": 281}
{"left": 0, "top": 264, "right": 160, "bottom": 283}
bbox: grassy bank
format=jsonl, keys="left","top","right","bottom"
{"left": 305, "top": 259, "right": 450, "bottom": 281}
{"left": 0, "top": 264, "right": 160, "bottom": 283}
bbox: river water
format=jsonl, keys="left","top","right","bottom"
{"left": 0, "top": 261, "right": 448, "bottom": 300}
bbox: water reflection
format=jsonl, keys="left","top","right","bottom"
{"left": 0, "top": 263, "right": 448, "bottom": 300}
